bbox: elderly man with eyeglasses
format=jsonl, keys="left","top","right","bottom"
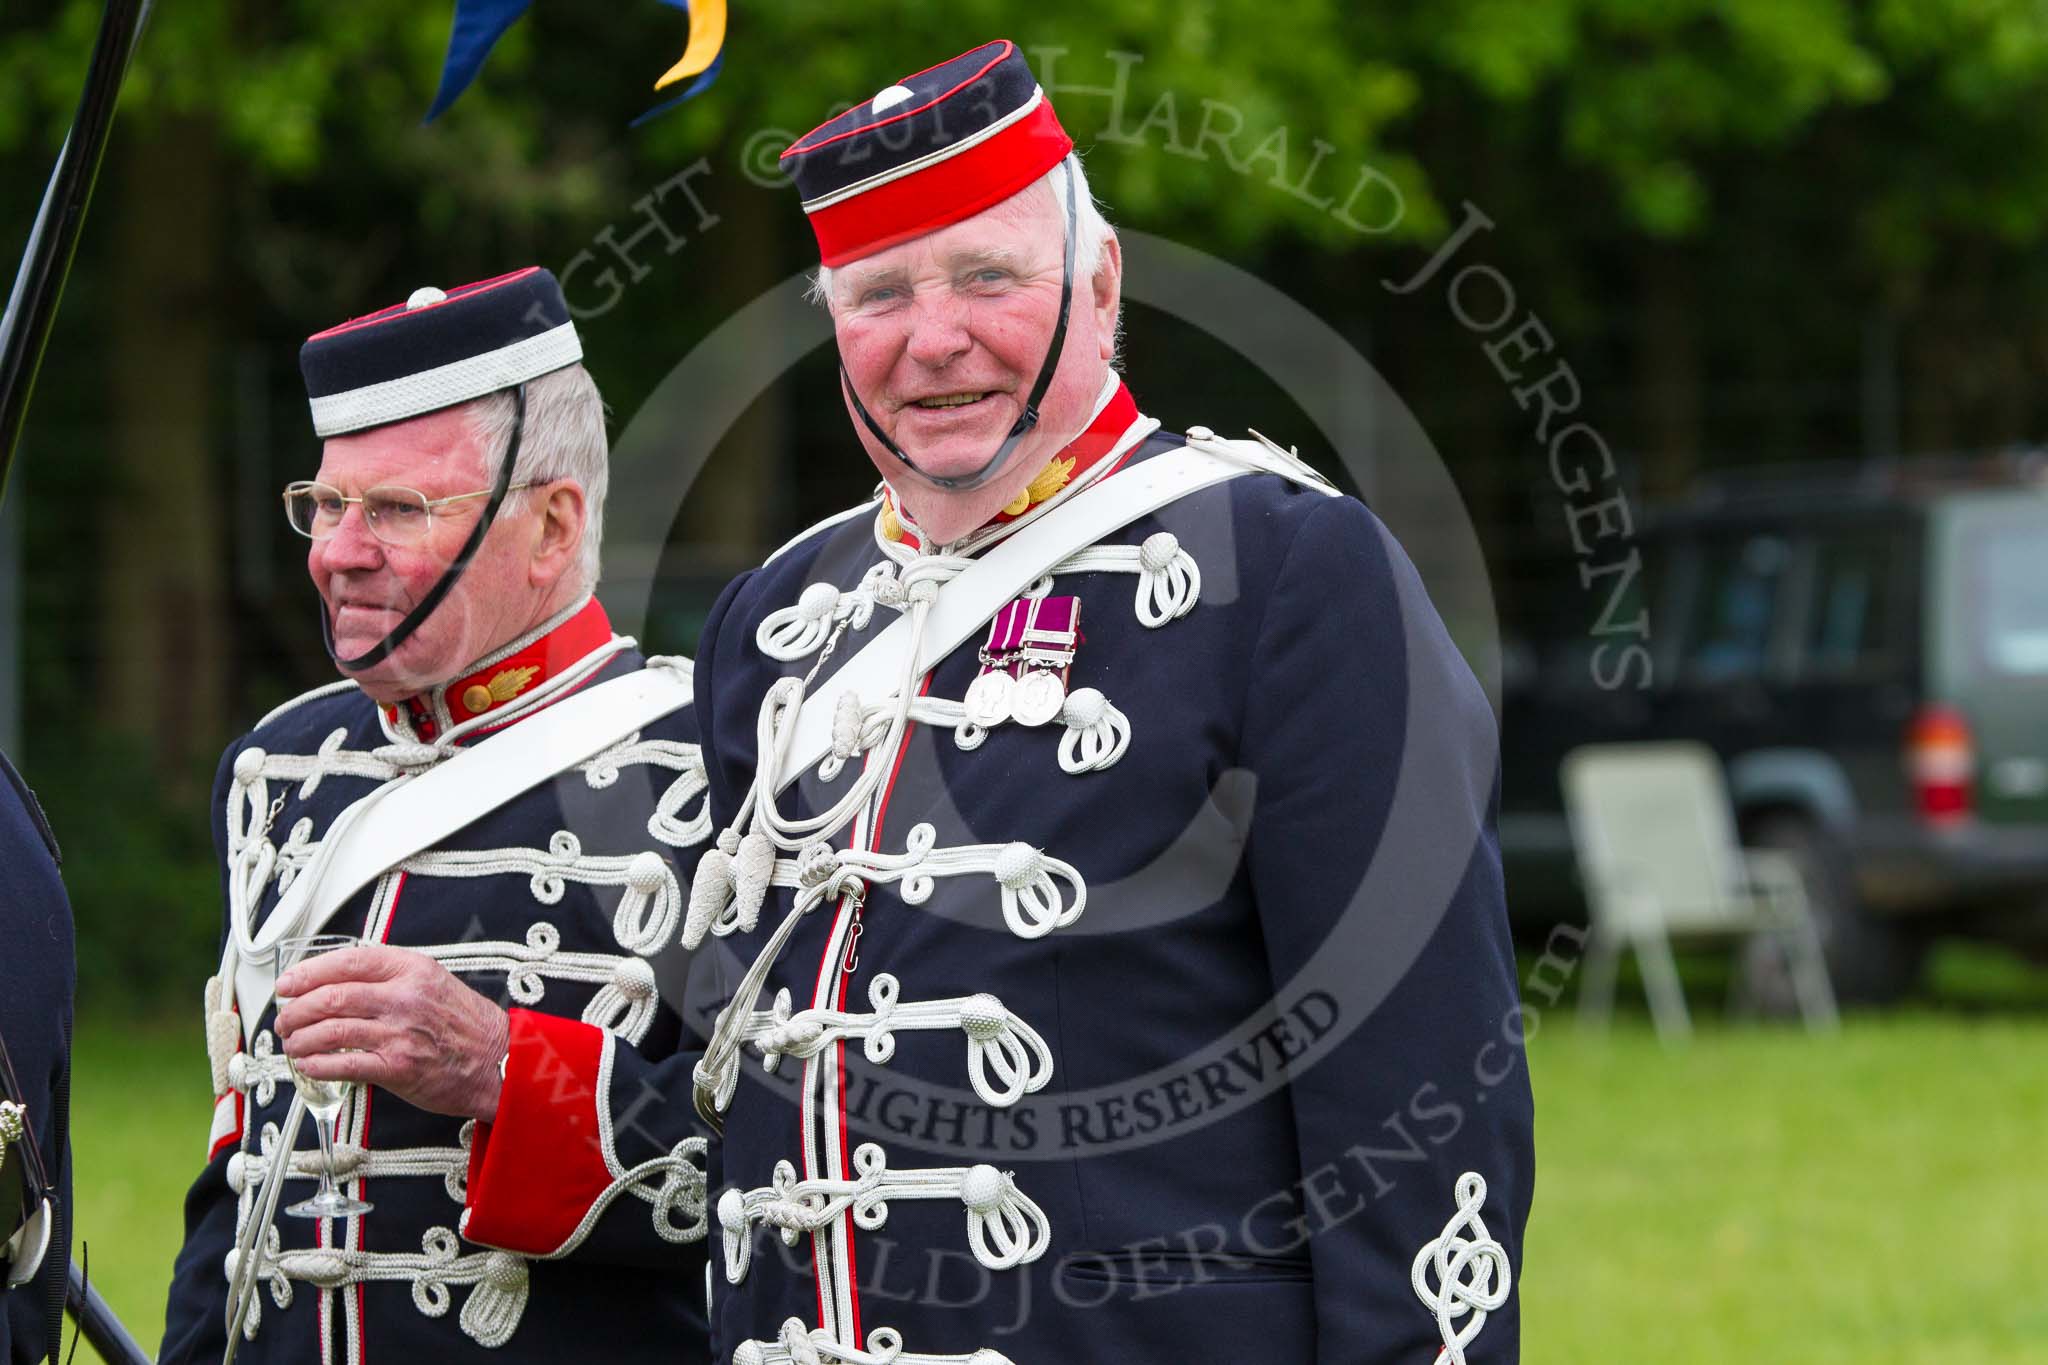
{"left": 160, "top": 269, "right": 717, "bottom": 1365}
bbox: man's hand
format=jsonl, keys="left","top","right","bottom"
{"left": 275, "top": 945, "right": 510, "bottom": 1123}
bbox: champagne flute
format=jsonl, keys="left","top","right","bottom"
{"left": 276, "top": 933, "right": 373, "bottom": 1218}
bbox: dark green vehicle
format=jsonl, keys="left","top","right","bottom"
{"left": 1500, "top": 463, "right": 2048, "bottom": 1003}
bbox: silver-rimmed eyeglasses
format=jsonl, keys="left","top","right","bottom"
{"left": 282, "top": 479, "right": 534, "bottom": 546}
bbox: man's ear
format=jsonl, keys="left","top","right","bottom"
{"left": 1091, "top": 233, "right": 1123, "bottom": 362}
{"left": 529, "top": 481, "right": 588, "bottom": 588}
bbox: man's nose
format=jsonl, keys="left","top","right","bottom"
{"left": 314, "top": 505, "right": 384, "bottom": 572}
{"left": 903, "top": 290, "right": 972, "bottom": 369}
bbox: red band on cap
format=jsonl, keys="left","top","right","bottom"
{"left": 807, "top": 100, "right": 1074, "bottom": 267}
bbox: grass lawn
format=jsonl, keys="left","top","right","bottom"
{"left": 70, "top": 1018, "right": 211, "bottom": 1360}
{"left": 1525, "top": 1010, "right": 2048, "bottom": 1362}
{"left": 66, "top": 945, "right": 2048, "bottom": 1362}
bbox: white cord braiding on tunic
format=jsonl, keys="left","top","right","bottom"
{"left": 732, "top": 1319, "right": 1018, "bottom": 1365}
{"left": 243, "top": 1227, "right": 532, "bottom": 1349}
{"left": 735, "top": 973, "right": 1053, "bottom": 1108}
{"left": 1055, "top": 687, "right": 1130, "bottom": 773}
{"left": 818, "top": 692, "right": 993, "bottom": 775}
{"left": 687, "top": 580, "right": 934, "bottom": 953}
{"left": 756, "top": 582, "right": 879, "bottom": 662}
{"left": 751, "top": 823, "right": 1088, "bottom": 940}
{"left": 1411, "top": 1171, "right": 1511, "bottom": 1365}
{"left": 1043, "top": 531, "right": 1202, "bottom": 626}
{"left": 732, "top": 555, "right": 964, "bottom": 852}
{"left": 718, "top": 1144, "right": 1049, "bottom": 1284}
{"left": 755, "top": 585, "right": 937, "bottom": 846}
{"left": 822, "top": 689, "right": 1128, "bottom": 768}
{"left": 422, "top": 923, "right": 664, "bottom": 1043}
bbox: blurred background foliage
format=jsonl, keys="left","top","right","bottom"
{"left": 6, "top": 0, "right": 2048, "bottom": 1000}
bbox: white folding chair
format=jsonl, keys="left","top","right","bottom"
{"left": 1560, "top": 741, "right": 1839, "bottom": 1039}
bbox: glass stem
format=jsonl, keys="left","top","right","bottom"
{"left": 312, "top": 1108, "right": 341, "bottom": 1207}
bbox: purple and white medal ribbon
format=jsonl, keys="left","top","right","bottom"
{"left": 967, "top": 595, "right": 1082, "bottom": 728}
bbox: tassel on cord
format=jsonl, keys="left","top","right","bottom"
{"left": 684, "top": 829, "right": 739, "bottom": 949}
{"left": 612, "top": 851, "right": 680, "bottom": 955}
{"left": 1135, "top": 530, "right": 1202, "bottom": 626}
{"left": 731, "top": 831, "right": 776, "bottom": 934}
{"left": 458, "top": 1251, "right": 531, "bottom": 1348}
{"left": 1056, "top": 688, "right": 1131, "bottom": 774}
{"left": 205, "top": 974, "right": 240, "bottom": 1096}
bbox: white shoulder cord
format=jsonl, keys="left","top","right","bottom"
{"left": 221, "top": 1090, "right": 308, "bottom": 1364}
{"left": 750, "top": 562, "right": 956, "bottom": 849}
{"left": 692, "top": 855, "right": 866, "bottom": 1123}
{"left": 685, "top": 559, "right": 957, "bottom": 977}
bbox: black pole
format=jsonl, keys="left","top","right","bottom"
{"left": 64, "top": 1261, "right": 151, "bottom": 1365}
{"left": 0, "top": 0, "right": 152, "bottom": 511}
{"left": 2, "top": 6, "right": 156, "bottom": 1362}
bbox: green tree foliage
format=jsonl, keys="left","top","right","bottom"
{"left": 5, "top": 1, "right": 2048, "bottom": 253}
{"left": 9, "top": 0, "right": 2048, "bottom": 1012}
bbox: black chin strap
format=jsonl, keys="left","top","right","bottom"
{"left": 840, "top": 157, "right": 1080, "bottom": 494}
{"left": 320, "top": 383, "right": 526, "bottom": 673}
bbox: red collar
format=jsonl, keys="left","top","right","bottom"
{"left": 385, "top": 598, "right": 614, "bottom": 740}
{"left": 885, "top": 382, "right": 1141, "bottom": 551}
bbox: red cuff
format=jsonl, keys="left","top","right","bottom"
{"left": 461, "top": 1010, "right": 616, "bottom": 1255}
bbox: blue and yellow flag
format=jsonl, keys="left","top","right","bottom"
{"left": 426, "top": 0, "right": 726, "bottom": 122}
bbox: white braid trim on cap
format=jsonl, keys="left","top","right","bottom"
{"left": 308, "top": 322, "right": 583, "bottom": 436}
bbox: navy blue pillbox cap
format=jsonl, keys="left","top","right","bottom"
{"left": 299, "top": 266, "right": 582, "bottom": 437}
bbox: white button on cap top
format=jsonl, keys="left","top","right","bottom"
{"left": 871, "top": 83, "right": 915, "bottom": 113}
{"left": 405, "top": 286, "right": 447, "bottom": 310}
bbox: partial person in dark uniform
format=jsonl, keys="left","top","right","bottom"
{"left": 159, "top": 270, "right": 715, "bottom": 1365}
{"left": 0, "top": 746, "right": 73, "bottom": 1365}
{"left": 681, "top": 41, "right": 1536, "bottom": 1365}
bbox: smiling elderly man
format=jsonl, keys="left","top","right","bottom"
{"left": 159, "top": 269, "right": 716, "bottom": 1365}
{"left": 683, "top": 39, "right": 1534, "bottom": 1365}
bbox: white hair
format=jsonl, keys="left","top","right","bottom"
{"left": 463, "top": 362, "right": 608, "bottom": 591}
{"left": 807, "top": 152, "right": 1116, "bottom": 311}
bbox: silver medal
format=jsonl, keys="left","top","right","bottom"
{"left": 1011, "top": 669, "right": 1067, "bottom": 727}
{"left": 964, "top": 670, "right": 1016, "bottom": 728}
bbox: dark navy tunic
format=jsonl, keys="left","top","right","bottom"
{"left": 0, "top": 748, "right": 72, "bottom": 1365}
{"left": 687, "top": 413, "right": 1536, "bottom": 1365}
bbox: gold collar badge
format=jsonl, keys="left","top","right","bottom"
{"left": 1003, "top": 455, "right": 1076, "bottom": 517}
{"left": 459, "top": 664, "right": 539, "bottom": 715}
